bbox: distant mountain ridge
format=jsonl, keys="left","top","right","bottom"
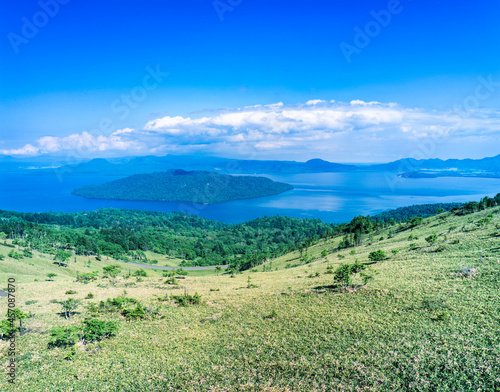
{"left": 1, "top": 153, "right": 500, "bottom": 177}
{"left": 71, "top": 170, "right": 294, "bottom": 204}
{"left": 52, "top": 155, "right": 358, "bottom": 176}
{"left": 367, "top": 154, "right": 500, "bottom": 173}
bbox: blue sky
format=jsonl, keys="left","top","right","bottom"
{"left": 1, "top": 0, "right": 500, "bottom": 162}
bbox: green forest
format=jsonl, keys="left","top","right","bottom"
{"left": 1, "top": 195, "right": 497, "bottom": 271}
{"left": 71, "top": 170, "right": 293, "bottom": 204}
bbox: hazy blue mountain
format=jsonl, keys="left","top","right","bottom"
{"left": 46, "top": 154, "right": 358, "bottom": 176}
{"left": 367, "top": 154, "right": 500, "bottom": 173}
{"left": 2, "top": 153, "right": 500, "bottom": 177}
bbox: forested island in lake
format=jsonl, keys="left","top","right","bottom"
{"left": 71, "top": 170, "right": 293, "bottom": 204}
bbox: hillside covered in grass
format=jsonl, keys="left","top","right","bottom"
{"left": 0, "top": 196, "right": 499, "bottom": 390}
{"left": 71, "top": 170, "right": 293, "bottom": 204}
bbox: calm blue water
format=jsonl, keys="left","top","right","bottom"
{"left": 0, "top": 171, "right": 498, "bottom": 223}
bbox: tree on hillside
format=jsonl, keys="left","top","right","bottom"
{"left": 408, "top": 216, "right": 423, "bottom": 228}
{"left": 54, "top": 250, "right": 72, "bottom": 267}
{"left": 3, "top": 308, "right": 29, "bottom": 337}
{"left": 103, "top": 265, "right": 121, "bottom": 278}
{"left": 368, "top": 250, "right": 387, "bottom": 262}
{"left": 60, "top": 298, "right": 80, "bottom": 319}
{"left": 425, "top": 234, "right": 438, "bottom": 246}
{"left": 463, "top": 202, "right": 479, "bottom": 214}
{"left": 333, "top": 261, "right": 374, "bottom": 293}
{"left": 47, "top": 273, "right": 57, "bottom": 281}
{"left": 348, "top": 216, "right": 373, "bottom": 246}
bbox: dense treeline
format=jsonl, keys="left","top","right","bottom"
{"left": 71, "top": 170, "right": 293, "bottom": 204}
{"left": 0, "top": 209, "right": 333, "bottom": 268}
{"left": 458, "top": 194, "right": 500, "bottom": 214}
{"left": 1, "top": 194, "right": 498, "bottom": 270}
{"left": 372, "top": 202, "right": 464, "bottom": 222}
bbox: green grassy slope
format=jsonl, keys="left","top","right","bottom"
{"left": 1, "top": 207, "right": 499, "bottom": 391}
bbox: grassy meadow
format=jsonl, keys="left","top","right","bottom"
{"left": 1, "top": 207, "right": 499, "bottom": 391}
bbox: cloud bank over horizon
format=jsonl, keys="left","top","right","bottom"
{"left": 2, "top": 100, "right": 500, "bottom": 162}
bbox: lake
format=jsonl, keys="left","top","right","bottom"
{"left": 0, "top": 171, "right": 498, "bottom": 223}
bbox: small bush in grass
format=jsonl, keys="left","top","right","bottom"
{"left": 133, "top": 269, "right": 147, "bottom": 277}
{"left": 8, "top": 250, "right": 23, "bottom": 260}
{"left": 409, "top": 243, "right": 418, "bottom": 250}
{"left": 368, "top": 250, "right": 387, "bottom": 262}
{"left": 431, "top": 311, "right": 450, "bottom": 322}
{"left": 65, "top": 290, "right": 77, "bottom": 295}
{"left": 86, "top": 302, "right": 99, "bottom": 315}
{"left": 164, "top": 277, "right": 179, "bottom": 285}
{"left": 391, "top": 249, "right": 399, "bottom": 255}
{"left": 425, "top": 234, "right": 438, "bottom": 245}
{"left": 122, "top": 303, "right": 146, "bottom": 320}
{"left": 82, "top": 318, "right": 118, "bottom": 343}
{"left": 172, "top": 292, "right": 201, "bottom": 307}
{"left": 48, "top": 326, "right": 80, "bottom": 348}
{"left": 46, "top": 273, "right": 57, "bottom": 281}
{"left": 99, "top": 296, "right": 137, "bottom": 313}
{"left": 420, "top": 298, "right": 448, "bottom": 311}
{"left": 85, "top": 292, "right": 94, "bottom": 299}
{"left": 63, "top": 347, "right": 77, "bottom": 361}
{"left": 264, "top": 310, "right": 278, "bottom": 319}
{"left": 25, "top": 300, "right": 38, "bottom": 305}
{"left": 0, "top": 319, "right": 16, "bottom": 340}
{"left": 77, "top": 272, "right": 98, "bottom": 283}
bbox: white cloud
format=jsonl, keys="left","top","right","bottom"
{"left": 0, "top": 144, "right": 39, "bottom": 156}
{"left": 111, "top": 128, "right": 135, "bottom": 136}
{"left": 1, "top": 131, "right": 143, "bottom": 157}
{"left": 3, "top": 99, "right": 500, "bottom": 161}
{"left": 306, "top": 99, "right": 326, "bottom": 105}
{"left": 350, "top": 99, "right": 381, "bottom": 106}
